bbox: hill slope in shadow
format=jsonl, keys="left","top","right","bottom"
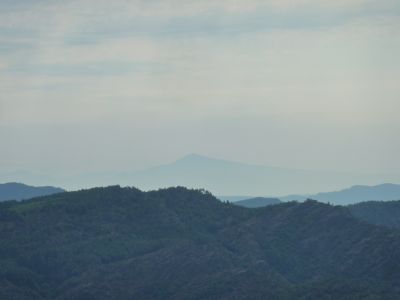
{"left": 0, "top": 186, "right": 399, "bottom": 299}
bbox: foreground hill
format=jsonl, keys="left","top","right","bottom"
{"left": 0, "top": 182, "right": 65, "bottom": 202}
{"left": 233, "top": 197, "right": 281, "bottom": 208}
{"left": 1, "top": 186, "right": 400, "bottom": 299}
{"left": 349, "top": 200, "right": 400, "bottom": 229}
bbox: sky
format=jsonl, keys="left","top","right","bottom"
{"left": 1, "top": 0, "right": 400, "bottom": 179}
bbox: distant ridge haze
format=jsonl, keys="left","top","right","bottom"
{"left": 0, "top": 182, "right": 65, "bottom": 202}
{"left": 232, "top": 197, "right": 282, "bottom": 208}
{"left": 1, "top": 154, "right": 400, "bottom": 195}
{"left": 281, "top": 183, "right": 400, "bottom": 205}
{"left": 126, "top": 154, "right": 400, "bottom": 195}
{"left": 232, "top": 183, "right": 400, "bottom": 207}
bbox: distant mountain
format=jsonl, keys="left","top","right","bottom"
{"left": 126, "top": 154, "right": 400, "bottom": 196}
{"left": 3, "top": 155, "right": 400, "bottom": 195}
{"left": 281, "top": 183, "right": 400, "bottom": 205}
{"left": 1, "top": 186, "right": 400, "bottom": 299}
{"left": 0, "top": 182, "right": 65, "bottom": 202}
{"left": 233, "top": 197, "right": 281, "bottom": 208}
{"left": 349, "top": 200, "right": 400, "bottom": 229}
{"left": 218, "top": 195, "right": 255, "bottom": 202}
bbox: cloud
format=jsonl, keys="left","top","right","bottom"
{"left": 0, "top": 0, "right": 400, "bottom": 174}
{"left": 1, "top": 0, "right": 399, "bottom": 41}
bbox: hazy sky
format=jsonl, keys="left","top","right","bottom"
{"left": 1, "top": 0, "right": 400, "bottom": 176}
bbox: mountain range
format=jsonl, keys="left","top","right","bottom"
{"left": 279, "top": 183, "right": 400, "bottom": 205}
{"left": 222, "top": 183, "right": 400, "bottom": 207}
{"left": 3, "top": 154, "right": 400, "bottom": 195}
{"left": 123, "top": 154, "right": 400, "bottom": 196}
{"left": 1, "top": 186, "right": 400, "bottom": 299}
{"left": 2, "top": 181, "right": 400, "bottom": 208}
{"left": 232, "top": 197, "right": 282, "bottom": 208}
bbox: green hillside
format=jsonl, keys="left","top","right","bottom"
{"left": 349, "top": 200, "right": 400, "bottom": 229}
{"left": 1, "top": 186, "right": 399, "bottom": 299}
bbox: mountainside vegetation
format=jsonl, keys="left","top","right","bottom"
{"left": 349, "top": 200, "right": 400, "bottom": 229}
{"left": 0, "top": 186, "right": 399, "bottom": 299}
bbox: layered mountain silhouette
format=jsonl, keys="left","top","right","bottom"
{"left": 280, "top": 183, "right": 400, "bottom": 205}
{"left": 1, "top": 186, "right": 400, "bottom": 299}
{"left": 232, "top": 197, "right": 281, "bottom": 208}
{"left": 0, "top": 182, "right": 65, "bottom": 202}
{"left": 3, "top": 154, "right": 400, "bottom": 195}
{"left": 128, "top": 154, "right": 400, "bottom": 196}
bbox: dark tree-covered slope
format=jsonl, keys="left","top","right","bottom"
{"left": 0, "top": 182, "right": 65, "bottom": 202}
{"left": 349, "top": 200, "right": 400, "bottom": 229}
{"left": 0, "top": 186, "right": 399, "bottom": 299}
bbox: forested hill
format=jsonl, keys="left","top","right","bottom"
{"left": 1, "top": 186, "right": 400, "bottom": 299}
{"left": 349, "top": 200, "right": 400, "bottom": 229}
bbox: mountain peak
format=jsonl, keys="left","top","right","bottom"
{"left": 182, "top": 153, "right": 208, "bottom": 159}
{"left": 175, "top": 153, "right": 215, "bottom": 163}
